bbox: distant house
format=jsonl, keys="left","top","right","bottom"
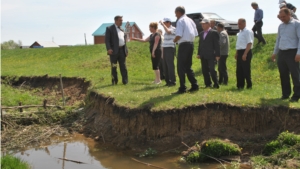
{"left": 29, "top": 41, "right": 60, "bottom": 48}
{"left": 92, "top": 21, "right": 144, "bottom": 44}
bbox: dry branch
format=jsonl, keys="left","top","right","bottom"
{"left": 131, "top": 158, "right": 167, "bottom": 169}
{"left": 57, "top": 158, "right": 87, "bottom": 164}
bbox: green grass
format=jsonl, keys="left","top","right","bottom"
{"left": 186, "top": 139, "right": 241, "bottom": 162}
{"left": 1, "top": 34, "right": 299, "bottom": 110}
{"left": 1, "top": 155, "right": 31, "bottom": 169}
{"left": 1, "top": 84, "right": 43, "bottom": 106}
{"left": 251, "top": 132, "right": 300, "bottom": 168}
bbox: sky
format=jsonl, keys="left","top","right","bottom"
{"left": 1, "top": 0, "right": 300, "bottom": 46}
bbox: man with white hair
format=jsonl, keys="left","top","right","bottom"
{"left": 279, "top": 0, "right": 297, "bottom": 13}
{"left": 279, "top": 3, "right": 298, "bottom": 20}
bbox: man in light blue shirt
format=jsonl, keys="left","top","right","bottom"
{"left": 251, "top": 2, "right": 266, "bottom": 45}
{"left": 272, "top": 8, "right": 300, "bottom": 102}
{"left": 172, "top": 6, "right": 199, "bottom": 94}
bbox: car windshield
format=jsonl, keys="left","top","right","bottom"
{"left": 202, "top": 13, "right": 224, "bottom": 20}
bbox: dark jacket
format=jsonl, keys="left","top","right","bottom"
{"left": 105, "top": 24, "right": 128, "bottom": 56}
{"left": 198, "top": 29, "right": 220, "bottom": 59}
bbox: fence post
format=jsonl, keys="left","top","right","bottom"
{"left": 59, "top": 74, "right": 65, "bottom": 106}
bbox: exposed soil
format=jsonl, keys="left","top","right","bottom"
{"left": 83, "top": 91, "right": 300, "bottom": 155}
{"left": 2, "top": 76, "right": 300, "bottom": 159}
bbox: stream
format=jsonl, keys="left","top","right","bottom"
{"left": 13, "top": 134, "right": 221, "bottom": 169}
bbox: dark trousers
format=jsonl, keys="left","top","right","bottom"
{"left": 159, "top": 58, "right": 165, "bottom": 79}
{"left": 110, "top": 47, "right": 128, "bottom": 84}
{"left": 201, "top": 58, "right": 218, "bottom": 86}
{"left": 218, "top": 55, "right": 228, "bottom": 84}
{"left": 163, "top": 47, "right": 176, "bottom": 85}
{"left": 177, "top": 42, "right": 198, "bottom": 91}
{"left": 236, "top": 49, "right": 252, "bottom": 89}
{"left": 277, "top": 49, "right": 300, "bottom": 100}
{"left": 252, "top": 21, "right": 266, "bottom": 44}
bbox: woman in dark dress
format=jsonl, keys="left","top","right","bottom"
{"left": 132, "top": 22, "right": 162, "bottom": 84}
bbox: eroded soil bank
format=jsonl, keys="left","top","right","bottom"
{"left": 2, "top": 76, "right": 300, "bottom": 154}
{"left": 84, "top": 91, "right": 300, "bottom": 153}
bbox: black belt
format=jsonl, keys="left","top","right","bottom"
{"left": 119, "top": 45, "right": 124, "bottom": 48}
{"left": 280, "top": 49, "right": 297, "bottom": 51}
{"left": 179, "top": 42, "right": 193, "bottom": 45}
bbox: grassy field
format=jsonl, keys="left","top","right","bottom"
{"left": 1, "top": 34, "right": 299, "bottom": 110}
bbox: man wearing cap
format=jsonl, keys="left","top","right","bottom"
{"left": 173, "top": 6, "right": 199, "bottom": 94}
{"left": 197, "top": 19, "right": 220, "bottom": 89}
{"left": 159, "top": 18, "right": 177, "bottom": 86}
{"left": 279, "top": 3, "right": 298, "bottom": 20}
{"left": 235, "top": 18, "right": 254, "bottom": 90}
{"left": 271, "top": 8, "right": 300, "bottom": 102}
{"left": 217, "top": 23, "right": 230, "bottom": 85}
{"left": 251, "top": 2, "right": 266, "bottom": 45}
{"left": 279, "top": 0, "right": 297, "bottom": 13}
{"left": 105, "top": 15, "right": 128, "bottom": 85}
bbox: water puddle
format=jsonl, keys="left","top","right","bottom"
{"left": 14, "top": 134, "right": 220, "bottom": 169}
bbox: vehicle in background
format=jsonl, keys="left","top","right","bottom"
{"left": 172, "top": 12, "right": 239, "bottom": 35}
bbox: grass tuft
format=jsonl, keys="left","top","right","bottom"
{"left": 1, "top": 155, "right": 31, "bottom": 169}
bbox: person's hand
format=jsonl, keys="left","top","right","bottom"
{"left": 152, "top": 52, "right": 155, "bottom": 58}
{"left": 107, "top": 49, "right": 113, "bottom": 55}
{"left": 197, "top": 55, "right": 200, "bottom": 59}
{"left": 159, "top": 20, "right": 163, "bottom": 25}
{"left": 271, "top": 54, "right": 276, "bottom": 62}
{"left": 242, "top": 54, "right": 247, "bottom": 61}
{"left": 216, "top": 56, "right": 220, "bottom": 61}
{"left": 295, "top": 54, "right": 300, "bottom": 62}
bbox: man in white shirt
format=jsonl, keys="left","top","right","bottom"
{"left": 160, "top": 18, "right": 177, "bottom": 86}
{"left": 173, "top": 6, "right": 199, "bottom": 94}
{"left": 235, "top": 18, "right": 254, "bottom": 89}
{"left": 105, "top": 15, "right": 128, "bottom": 85}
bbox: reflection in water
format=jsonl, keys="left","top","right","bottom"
{"left": 14, "top": 134, "right": 219, "bottom": 169}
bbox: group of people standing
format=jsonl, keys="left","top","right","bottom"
{"left": 105, "top": 2, "right": 300, "bottom": 102}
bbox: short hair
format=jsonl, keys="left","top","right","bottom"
{"left": 210, "top": 19, "right": 216, "bottom": 23}
{"left": 238, "top": 18, "right": 246, "bottom": 23}
{"left": 217, "top": 23, "right": 224, "bottom": 29}
{"left": 114, "top": 15, "right": 123, "bottom": 21}
{"left": 149, "top": 22, "right": 158, "bottom": 30}
{"left": 175, "top": 6, "right": 185, "bottom": 14}
{"left": 280, "top": 8, "right": 291, "bottom": 15}
{"left": 251, "top": 2, "right": 258, "bottom": 6}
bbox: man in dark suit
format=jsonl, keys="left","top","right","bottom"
{"left": 197, "top": 19, "right": 220, "bottom": 88}
{"left": 105, "top": 15, "right": 128, "bottom": 85}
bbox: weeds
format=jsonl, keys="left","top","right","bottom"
{"left": 137, "top": 148, "right": 157, "bottom": 157}
{"left": 1, "top": 155, "right": 31, "bottom": 169}
{"left": 251, "top": 132, "right": 300, "bottom": 168}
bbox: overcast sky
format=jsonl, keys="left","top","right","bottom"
{"left": 1, "top": 0, "right": 299, "bottom": 45}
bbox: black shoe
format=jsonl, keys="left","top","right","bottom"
{"left": 290, "top": 98, "right": 299, "bottom": 102}
{"left": 280, "top": 96, "right": 289, "bottom": 100}
{"left": 205, "top": 85, "right": 212, "bottom": 88}
{"left": 237, "top": 87, "right": 244, "bottom": 90}
{"left": 188, "top": 87, "right": 199, "bottom": 92}
{"left": 213, "top": 84, "right": 219, "bottom": 89}
{"left": 168, "top": 83, "right": 176, "bottom": 87}
{"left": 172, "top": 90, "right": 186, "bottom": 94}
{"left": 164, "top": 83, "right": 170, "bottom": 86}
{"left": 112, "top": 80, "right": 118, "bottom": 85}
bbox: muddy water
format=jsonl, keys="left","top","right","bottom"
{"left": 14, "top": 134, "right": 220, "bottom": 169}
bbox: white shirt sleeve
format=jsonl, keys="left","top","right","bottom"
{"left": 175, "top": 20, "right": 184, "bottom": 37}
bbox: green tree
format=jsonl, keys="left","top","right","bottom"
{"left": 1, "top": 40, "right": 22, "bottom": 50}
